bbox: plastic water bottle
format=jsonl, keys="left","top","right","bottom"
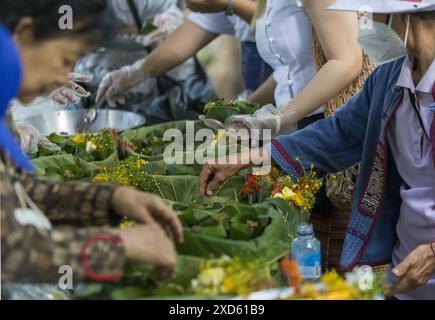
{"left": 291, "top": 223, "right": 321, "bottom": 282}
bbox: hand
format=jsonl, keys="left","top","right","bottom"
{"left": 388, "top": 243, "right": 435, "bottom": 296}
{"left": 118, "top": 224, "right": 177, "bottom": 268}
{"left": 199, "top": 161, "right": 249, "bottom": 196}
{"left": 198, "top": 115, "right": 225, "bottom": 131}
{"left": 186, "top": 0, "right": 229, "bottom": 13}
{"left": 49, "top": 73, "right": 92, "bottom": 105}
{"left": 135, "top": 8, "right": 183, "bottom": 47}
{"left": 225, "top": 104, "right": 283, "bottom": 137}
{"left": 112, "top": 187, "right": 184, "bottom": 243}
{"left": 96, "top": 59, "right": 150, "bottom": 108}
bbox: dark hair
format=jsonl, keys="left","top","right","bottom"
{"left": 0, "top": 0, "right": 116, "bottom": 43}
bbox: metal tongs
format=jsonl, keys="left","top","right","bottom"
{"left": 83, "top": 99, "right": 105, "bottom": 131}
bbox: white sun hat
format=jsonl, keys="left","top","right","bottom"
{"left": 328, "top": 0, "right": 435, "bottom": 14}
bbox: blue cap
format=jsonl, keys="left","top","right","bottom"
{"left": 0, "top": 24, "right": 34, "bottom": 172}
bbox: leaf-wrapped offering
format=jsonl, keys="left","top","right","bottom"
{"left": 176, "top": 200, "right": 303, "bottom": 262}
{"left": 32, "top": 154, "right": 104, "bottom": 181}
{"left": 204, "top": 99, "right": 261, "bottom": 123}
{"left": 120, "top": 121, "right": 207, "bottom": 160}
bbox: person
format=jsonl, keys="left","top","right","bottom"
{"left": 95, "top": 0, "right": 273, "bottom": 107}
{"left": 50, "top": 0, "right": 188, "bottom": 106}
{"left": 186, "top": 0, "right": 273, "bottom": 92}
{"left": 199, "top": 0, "right": 435, "bottom": 300}
{"left": 0, "top": 0, "right": 183, "bottom": 284}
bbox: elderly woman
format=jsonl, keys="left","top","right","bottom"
{"left": 199, "top": 0, "right": 435, "bottom": 300}
{"left": 0, "top": 0, "right": 183, "bottom": 284}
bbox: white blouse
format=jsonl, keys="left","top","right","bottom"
{"left": 109, "top": 0, "right": 178, "bottom": 26}
{"left": 188, "top": 12, "right": 255, "bottom": 42}
{"left": 256, "top": 0, "right": 323, "bottom": 119}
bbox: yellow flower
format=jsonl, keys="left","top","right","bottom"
{"left": 135, "top": 159, "right": 147, "bottom": 170}
{"left": 197, "top": 267, "right": 225, "bottom": 287}
{"left": 222, "top": 278, "right": 237, "bottom": 293}
{"left": 71, "top": 134, "right": 87, "bottom": 143}
{"left": 281, "top": 187, "right": 295, "bottom": 201}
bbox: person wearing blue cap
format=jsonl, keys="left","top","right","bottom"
{"left": 199, "top": 0, "right": 435, "bottom": 299}
{"left": 1, "top": 0, "right": 184, "bottom": 285}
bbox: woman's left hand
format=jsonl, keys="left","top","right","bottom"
{"left": 112, "top": 187, "right": 184, "bottom": 244}
{"left": 389, "top": 243, "right": 435, "bottom": 296}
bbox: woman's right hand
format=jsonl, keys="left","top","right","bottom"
{"left": 118, "top": 224, "right": 177, "bottom": 268}
{"left": 96, "top": 59, "right": 153, "bottom": 108}
{"left": 199, "top": 162, "right": 249, "bottom": 196}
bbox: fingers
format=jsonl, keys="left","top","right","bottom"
{"left": 69, "top": 81, "right": 90, "bottom": 97}
{"left": 390, "top": 270, "right": 419, "bottom": 295}
{"left": 392, "top": 254, "right": 413, "bottom": 278}
{"left": 96, "top": 75, "right": 112, "bottom": 103}
{"left": 198, "top": 165, "right": 213, "bottom": 196}
{"left": 51, "top": 89, "right": 79, "bottom": 104}
{"left": 148, "top": 198, "right": 184, "bottom": 244}
{"left": 205, "top": 172, "right": 225, "bottom": 196}
{"left": 69, "top": 72, "right": 92, "bottom": 83}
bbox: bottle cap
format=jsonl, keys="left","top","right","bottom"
{"left": 297, "top": 223, "right": 314, "bottom": 236}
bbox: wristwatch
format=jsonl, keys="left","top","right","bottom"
{"left": 225, "top": 0, "right": 236, "bottom": 16}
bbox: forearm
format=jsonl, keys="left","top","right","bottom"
{"left": 1, "top": 216, "right": 125, "bottom": 283}
{"left": 233, "top": 0, "right": 257, "bottom": 24}
{"left": 142, "top": 21, "right": 217, "bottom": 77}
{"left": 17, "top": 173, "right": 120, "bottom": 227}
{"left": 282, "top": 58, "right": 362, "bottom": 122}
{"left": 248, "top": 75, "right": 276, "bottom": 105}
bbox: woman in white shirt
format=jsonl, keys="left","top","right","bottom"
{"left": 188, "top": 11, "right": 272, "bottom": 91}
{"left": 225, "top": 0, "right": 364, "bottom": 135}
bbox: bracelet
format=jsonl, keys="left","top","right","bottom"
{"left": 225, "top": 0, "right": 236, "bottom": 16}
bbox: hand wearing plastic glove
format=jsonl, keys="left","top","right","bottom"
{"left": 96, "top": 59, "right": 154, "bottom": 108}
{"left": 49, "top": 73, "right": 92, "bottom": 105}
{"left": 135, "top": 6, "right": 183, "bottom": 48}
{"left": 16, "top": 124, "right": 61, "bottom": 155}
{"left": 224, "top": 104, "right": 297, "bottom": 137}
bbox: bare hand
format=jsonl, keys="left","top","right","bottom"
{"left": 199, "top": 162, "right": 248, "bottom": 196}
{"left": 388, "top": 243, "right": 435, "bottom": 296}
{"left": 186, "top": 0, "right": 229, "bottom": 13}
{"left": 112, "top": 187, "right": 183, "bottom": 243}
{"left": 118, "top": 224, "right": 176, "bottom": 268}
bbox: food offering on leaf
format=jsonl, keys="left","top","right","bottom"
{"left": 141, "top": 21, "right": 158, "bottom": 36}
{"left": 179, "top": 201, "right": 271, "bottom": 241}
{"left": 41, "top": 129, "right": 119, "bottom": 162}
{"left": 240, "top": 166, "right": 323, "bottom": 212}
{"left": 204, "top": 98, "right": 261, "bottom": 123}
{"left": 121, "top": 130, "right": 172, "bottom": 157}
{"left": 191, "top": 256, "right": 275, "bottom": 297}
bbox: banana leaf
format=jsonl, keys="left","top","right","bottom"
{"left": 32, "top": 154, "right": 107, "bottom": 181}
{"left": 121, "top": 121, "right": 207, "bottom": 161}
{"left": 176, "top": 202, "right": 293, "bottom": 261}
{"left": 150, "top": 175, "right": 245, "bottom": 204}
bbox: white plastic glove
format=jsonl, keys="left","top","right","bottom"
{"left": 49, "top": 73, "right": 92, "bottom": 105}
{"left": 16, "top": 124, "right": 61, "bottom": 155}
{"left": 224, "top": 104, "right": 284, "bottom": 137}
{"left": 96, "top": 59, "right": 154, "bottom": 108}
{"left": 135, "top": 6, "right": 183, "bottom": 47}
